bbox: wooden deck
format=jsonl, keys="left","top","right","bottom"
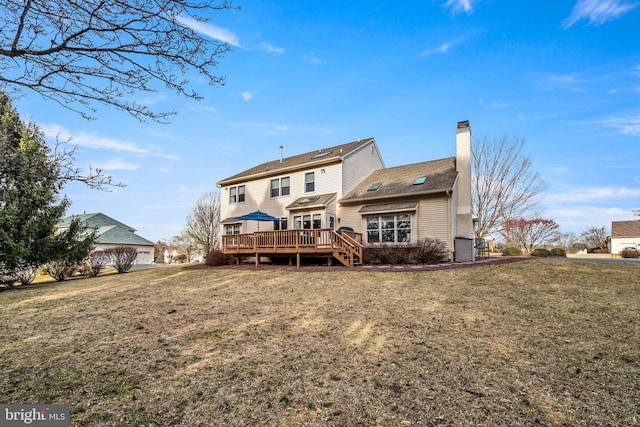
{"left": 221, "top": 229, "right": 363, "bottom": 267}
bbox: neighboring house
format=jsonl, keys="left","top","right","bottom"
{"left": 610, "top": 219, "right": 640, "bottom": 255}
{"left": 163, "top": 247, "right": 205, "bottom": 264}
{"left": 57, "top": 213, "right": 155, "bottom": 264}
{"left": 217, "top": 121, "right": 474, "bottom": 263}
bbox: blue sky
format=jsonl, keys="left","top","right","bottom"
{"left": 13, "top": 0, "right": 640, "bottom": 243}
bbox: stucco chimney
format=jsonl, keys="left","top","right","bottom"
{"left": 455, "top": 120, "right": 473, "bottom": 239}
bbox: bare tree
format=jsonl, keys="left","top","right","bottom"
{"left": 184, "top": 191, "right": 220, "bottom": 256}
{"left": 501, "top": 217, "right": 561, "bottom": 253}
{"left": 473, "top": 136, "right": 547, "bottom": 239}
{"left": 580, "top": 225, "right": 609, "bottom": 250}
{"left": 0, "top": 0, "right": 235, "bottom": 122}
{"left": 171, "top": 231, "right": 198, "bottom": 262}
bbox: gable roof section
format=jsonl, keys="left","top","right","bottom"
{"left": 57, "top": 213, "right": 153, "bottom": 246}
{"left": 57, "top": 212, "right": 135, "bottom": 232}
{"left": 94, "top": 225, "right": 155, "bottom": 246}
{"left": 340, "top": 157, "right": 457, "bottom": 203}
{"left": 217, "top": 138, "right": 375, "bottom": 186}
{"left": 611, "top": 220, "right": 640, "bottom": 238}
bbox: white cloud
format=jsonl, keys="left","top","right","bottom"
{"left": 303, "top": 53, "right": 321, "bottom": 65}
{"left": 594, "top": 115, "right": 640, "bottom": 135}
{"left": 563, "top": 0, "right": 639, "bottom": 28}
{"left": 533, "top": 72, "right": 589, "bottom": 92}
{"left": 258, "top": 42, "right": 285, "bottom": 54}
{"left": 420, "top": 42, "right": 452, "bottom": 56}
{"left": 242, "top": 91, "right": 254, "bottom": 101}
{"left": 546, "top": 185, "right": 640, "bottom": 204}
{"left": 94, "top": 159, "right": 139, "bottom": 171}
{"left": 479, "top": 98, "right": 525, "bottom": 109}
{"left": 42, "top": 124, "right": 149, "bottom": 155}
{"left": 443, "top": 0, "right": 476, "bottom": 14}
{"left": 42, "top": 123, "right": 180, "bottom": 160}
{"left": 177, "top": 15, "right": 241, "bottom": 47}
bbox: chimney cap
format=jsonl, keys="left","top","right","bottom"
{"left": 457, "top": 120, "right": 470, "bottom": 129}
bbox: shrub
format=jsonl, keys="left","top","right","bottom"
{"left": 621, "top": 249, "right": 639, "bottom": 259}
{"left": 104, "top": 246, "right": 138, "bottom": 273}
{"left": 412, "top": 238, "right": 447, "bottom": 264}
{"left": 531, "top": 248, "right": 551, "bottom": 257}
{"left": 550, "top": 248, "right": 567, "bottom": 257}
{"left": 364, "top": 244, "right": 408, "bottom": 265}
{"left": 205, "top": 249, "right": 233, "bottom": 266}
{"left": 41, "top": 260, "right": 77, "bottom": 281}
{"left": 84, "top": 251, "right": 110, "bottom": 277}
{"left": 502, "top": 247, "right": 523, "bottom": 256}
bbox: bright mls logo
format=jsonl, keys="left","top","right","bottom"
{"left": 1, "top": 405, "right": 69, "bottom": 426}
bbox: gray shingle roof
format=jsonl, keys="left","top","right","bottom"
{"left": 611, "top": 220, "right": 640, "bottom": 238}
{"left": 57, "top": 213, "right": 154, "bottom": 246}
{"left": 340, "top": 157, "right": 457, "bottom": 203}
{"left": 216, "top": 138, "right": 375, "bottom": 186}
{"left": 57, "top": 212, "right": 134, "bottom": 232}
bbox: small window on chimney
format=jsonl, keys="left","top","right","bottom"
{"left": 368, "top": 183, "right": 382, "bottom": 191}
{"left": 413, "top": 176, "right": 427, "bottom": 185}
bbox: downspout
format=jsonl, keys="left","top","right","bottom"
{"left": 446, "top": 190, "right": 452, "bottom": 261}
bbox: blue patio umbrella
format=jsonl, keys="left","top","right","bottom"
{"left": 235, "top": 210, "right": 280, "bottom": 231}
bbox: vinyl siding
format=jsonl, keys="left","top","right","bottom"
{"left": 220, "top": 163, "right": 343, "bottom": 233}
{"left": 341, "top": 142, "right": 385, "bottom": 198}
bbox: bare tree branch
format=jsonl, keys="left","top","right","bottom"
{"left": 184, "top": 191, "right": 220, "bottom": 255}
{"left": 472, "top": 136, "right": 547, "bottom": 239}
{"left": 0, "top": 0, "right": 236, "bottom": 122}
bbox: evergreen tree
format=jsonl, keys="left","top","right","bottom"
{"left": 0, "top": 93, "right": 94, "bottom": 287}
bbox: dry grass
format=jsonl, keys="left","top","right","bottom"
{"left": 1, "top": 260, "right": 638, "bottom": 426}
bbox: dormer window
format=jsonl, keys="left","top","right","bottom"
{"left": 413, "top": 176, "right": 427, "bottom": 185}
{"left": 368, "top": 182, "right": 382, "bottom": 191}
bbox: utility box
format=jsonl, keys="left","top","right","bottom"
{"left": 454, "top": 237, "right": 475, "bottom": 262}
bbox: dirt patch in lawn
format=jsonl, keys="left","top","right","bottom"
{"left": 1, "top": 260, "right": 638, "bottom": 426}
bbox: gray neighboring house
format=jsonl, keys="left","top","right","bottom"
{"left": 57, "top": 213, "right": 155, "bottom": 264}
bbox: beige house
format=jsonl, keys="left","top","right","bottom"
{"left": 610, "top": 219, "right": 640, "bottom": 254}
{"left": 217, "top": 121, "right": 474, "bottom": 264}
{"left": 218, "top": 137, "right": 385, "bottom": 235}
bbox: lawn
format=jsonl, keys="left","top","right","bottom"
{"left": 1, "top": 260, "right": 638, "bottom": 426}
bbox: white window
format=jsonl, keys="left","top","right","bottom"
{"left": 270, "top": 177, "right": 290, "bottom": 198}
{"left": 229, "top": 186, "right": 245, "bottom": 204}
{"left": 293, "top": 213, "right": 322, "bottom": 229}
{"left": 225, "top": 224, "right": 240, "bottom": 235}
{"left": 366, "top": 214, "right": 411, "bottom": 244}
{"left": 274, "top": 217, "right": 288, "bottom": 230}
{"left": 304, "top": 172, "right": 315, "bottom": 193}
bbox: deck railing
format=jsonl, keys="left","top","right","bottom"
{"left": 222, "top": 229, "right": 363, "bottom": 266}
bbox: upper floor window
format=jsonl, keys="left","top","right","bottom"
{"left": 270, "top": 177, "right": 290, "bottom": 198}
{"left": 305, "top": 172, "right": 315, "bottom": 193}
{"left": 229, "top": 185, "right": 245, "bottom": 204}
